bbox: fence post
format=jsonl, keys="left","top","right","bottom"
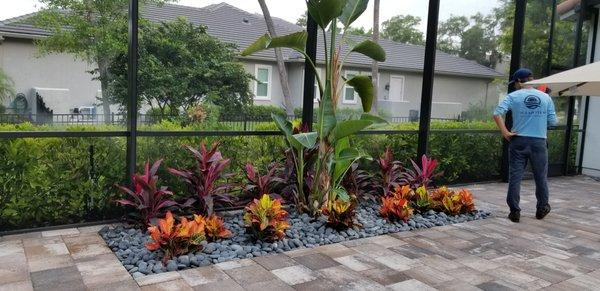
{"left": 416, "top": 0, "right": 440, "bottom": 160}
{"left": 500, "top": 0, "right": 527, "bottom": 182}
{"left": 126, "top": 0, "right": 139, "bottom": 188}
{"left": 301, "top": 14, "right": 318, "bottom": 130}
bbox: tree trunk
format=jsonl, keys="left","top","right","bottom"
{"left": 257, "top": 0, "right": 295, "bottom": 116}
{"left": 370, "top": 0, "right": 380, "bottom": 114}
{"left": 97, "top": 57, "right": 112, "bottom": 124}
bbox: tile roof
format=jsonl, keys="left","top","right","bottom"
{"left": 0, "top": 2, "right": 502, "bottom": 78}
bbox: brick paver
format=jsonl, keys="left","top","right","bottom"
{"left": 1, "top": 176, "right": 600, "bottom": 290}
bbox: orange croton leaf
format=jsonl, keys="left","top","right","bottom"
{"left": 204, "top": 215, "right": 232, "bottom": 241}
{"left": 244, "top": 194, "right": 289, "bottom": 242}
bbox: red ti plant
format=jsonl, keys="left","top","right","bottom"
{"left": 168, "top": 142, "right": 232, "bottom": 216}
{"left": 116, "top": 159, "right": 177, "bottom": 225}
{"left": 243, "top": 163, "right": 284, "bottom": 201}
{"left": 376, "top": 147, "right": 407, "bottom": 196}
{"left": 403, "top": 154, "right": 443, "bottom": 189}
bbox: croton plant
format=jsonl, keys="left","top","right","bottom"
{"left": 244, "top": 194, "right": 290, "bottom": 242}
{"left": 146, "top": 211, "right": 206, "bottom": 262}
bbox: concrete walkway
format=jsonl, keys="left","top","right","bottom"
{"left": 1, "top": 176, "right": 600, "bottom": 290}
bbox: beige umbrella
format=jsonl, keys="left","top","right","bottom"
{"left": 526, "top": 61, "right": 600, "bottom": 97}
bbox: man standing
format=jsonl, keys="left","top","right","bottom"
{"left": 493, "top": 68, "right": 558, "bottom": 223}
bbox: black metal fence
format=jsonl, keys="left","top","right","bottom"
{"left": 0, "top": 113, "right": 460, "bottom": 129}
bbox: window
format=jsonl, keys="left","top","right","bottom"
{"left": 343, "top": 70, "right": 358, "bottom": 104}
{"left": 254, "top": 65, "right": 271, "bottom": 100}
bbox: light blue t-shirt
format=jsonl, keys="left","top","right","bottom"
{"left": 493, "top": 88, "right": 558, "bottom": 139}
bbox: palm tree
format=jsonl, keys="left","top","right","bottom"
{"left": 370, "top": 0, "right": 380, "bottom": 114}
{"left": 257, "top": 0, "right": 295, "bottom": 116}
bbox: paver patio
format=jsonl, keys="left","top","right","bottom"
{"left": 1, "top": 176, "right": 600, "bottom": 290}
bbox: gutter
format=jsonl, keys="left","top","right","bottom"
{"left": 0, "top": 31, "right": 48, "bottom": 40}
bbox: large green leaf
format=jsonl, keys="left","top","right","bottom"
{"left": 271, "top": 113, "right": 293, "bottom": 137}
{"left": 240, "top": 34, "right": 271, "bottom": 56}
{"left": 331, "top": 187, "right": 350, "bottom": 202}
{"left": 331, "top": 119, "right": 372, "bottom": 142}
{"left": 360, "top": 113, "right": 388, "bottom": 124}
{"left": 306, "top": 0, "right": 347, "bottom": 29}
{"left": 346, "top": 75, "right": 374, "bottom": 112}
{"left": 339, "top": 0, "right": 369, "bottom": 27}
{"left": 241, "top": 31, "right": 307, "bottom": 56}
{"left": 333, "top": 138, "right": 361, "bottom": 184}
{"left": 336, "top": 147, "right": 361, "bottom": 162}
{"left": 316, "top": 85, "right": 337, "bottom": 137}
{"left": 268, "top": 31, "right": 308, "bottom": 53}
{"left": 350, "top": 40, "right": 386, "bottom": 62}
{"left": 292, "top": 132, "right": 318, "bottom": 149}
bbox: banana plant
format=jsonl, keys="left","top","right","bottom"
{"left": 242, "top": 0, "right": 387, "bottom": 215}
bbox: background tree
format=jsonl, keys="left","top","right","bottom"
{"left": 496, "top": 0, "right": 578, "bottom": 75}
{"left": 296, "top": 12, "right": 307, "bottom": 28}
{"left": 33, "top": 0, "right": 169, "bottom": 123}
{"left": 437, "top": 15, "right": 469, "bottom": 55}
{"left": 107, "top": 18, "right": 253, "bottom": 116}
{"left": 345, "top": 26, "right": 371, "bottom": 36}
{"left": 381, "top": 15, "right": 424, "bottom": 45}
{"left": 258, "top": 0, "right": 295, "bottom": 116}
{"left": 370, "top": 0, "right": 380, "bottom": 114}
{"left": 437, "top": 14, "right": 500, "bottom": 68}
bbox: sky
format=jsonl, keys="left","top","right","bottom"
{"left": 0, "top": 0, "right": 501, "bottom": 33}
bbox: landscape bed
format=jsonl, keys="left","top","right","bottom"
{"left": 99, "top": 200, "right": 491, "bottom": 278}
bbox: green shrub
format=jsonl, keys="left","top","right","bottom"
{"left": 0, "top": 120, "right": 577, "bottom": 230}
{"left": 242, "top": 105, "right": 286, "bottom": 119}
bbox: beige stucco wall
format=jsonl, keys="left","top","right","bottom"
{"left": 1, "top": 37, "right": 493, "bottom": 120}
{"left": 0, "top": 37, "right": 102, "bottom": 113}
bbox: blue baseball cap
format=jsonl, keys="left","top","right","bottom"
{"left": 509, "top": 68, "right": 533, "bottom": 84}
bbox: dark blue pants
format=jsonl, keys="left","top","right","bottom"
{"left": 507, "top": 136, "right": 550, "bottom": 212}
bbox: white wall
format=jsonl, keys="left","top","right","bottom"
{"left": 0, "top": 38, "right": 102, "bottom": 113}
{"left": 0, "top": 37, "right": 493, "bottom": 120}
{"left": 582, "top": 8, "right": 600, "bottom": 177}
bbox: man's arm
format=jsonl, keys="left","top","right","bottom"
{"left": 493, "top": 114, "right": 517, "bottom": 141}
{"left": 493, "top": 95, "right": 517, "bottom": 141}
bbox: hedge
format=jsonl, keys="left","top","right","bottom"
{"left": 0, "top": 120, "right": 576, "bottom": 230}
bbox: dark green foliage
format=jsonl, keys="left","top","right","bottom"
{"left": 381, "top": 15, "right": 424, "bottom": 45}
{"left": 107, "top": 18, "right": 253, "bottom": 117}
{"left": 0, "top": 120, "right": 577, "bottom": 230}
{"left": 240, "top": 105, "right": 287, "bottom": 120}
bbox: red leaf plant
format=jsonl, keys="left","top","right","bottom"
{"left": 169, "top": 142, "right": 233, "bottom": 216}
{"left": 403, "top": 154, "right": 443, "bottom": 189}
{"left": 243, "top": 162, "right": 285, "bottom": 201}
{"left": 376, "top": 147, "right": 407, "bottom": 196}
{"left": 116, "top": 159, "right": 178, "bottom": 225}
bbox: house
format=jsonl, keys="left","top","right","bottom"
{"left": 558, "top": 0, "right": 600, "bottom": 177}
{"left": 0, "top": 2, "right": 502, "bottom": 120}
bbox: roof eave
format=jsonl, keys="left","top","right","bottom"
{"left": 0, "top": 30, "right": 47, "bottom": 40}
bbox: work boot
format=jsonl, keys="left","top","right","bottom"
{"left": 536, "top": 204, "right": 551, "bottom": 220}
{"left": 508, "top": 211, "right": 520, "bottom": 223}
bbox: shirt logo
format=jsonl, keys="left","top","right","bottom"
{"left": 524, "top": 95, "right": 541, "bottom": 109}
